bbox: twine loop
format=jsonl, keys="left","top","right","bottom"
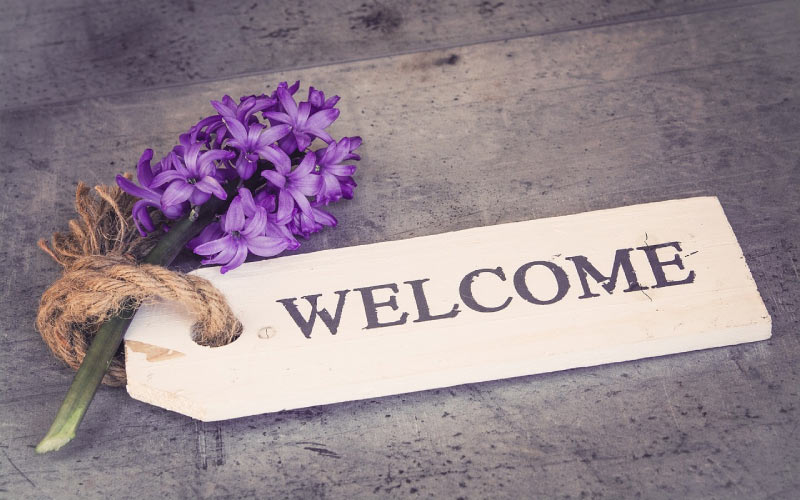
{"left": 35, "top": 178, "right": 242, "bottom": 386}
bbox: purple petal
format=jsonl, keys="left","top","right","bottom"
{"left": 340, "top": 176, "right": 357, "bottom": 199}
{"left": 132, "top": 200, "right": 157, "bottom": 236}
{"left": 275, "top": 189, "right": 295, "bottom": 224}
{"left": 246, "top": 122, "right": 264, "bottom": 144}
{"left": 256, "top": 124, "right": 291, "bottom": 149}
{"left": 265, "top": 219, "right": 288, "bottom": 238}
{"left": 317, "top": 141, "right": 345, "bottom": 166}
{"left": 187, "top": 222, "right": 224, "bottom": 251}
{"left": 261, "top": 169, "right": 286, "bottom": 189}
{"left": 293, "top": 132, "right": 312, "bottom": 152}
{"left": 347, "top": 136, "right": 363, "bottom": 151}
{"left": 117, "top": 174, "right": 159, "bottom": 203}
{"left": 246, "top": 235, "right": 289, "bottom": 258}
{"left": 305, "top": 108, "right": 339, "bottom": 131}
{"left": 242, "top": 207, "right": 267, "bottom": 238}
{"left": 221, "top": 243, "right": 249, "bottom": 274}
{"left": 151, "top": 170, "right": 185, "bottom": 188}
{"left": 278, "top": 133, "right": 298, "bottom": 155}
{"left": 162, "top": 202, "right": 188, "bottom": 219}
{"left": 223, "top": 197, "right": 245, "bottom": 232}
{"left": 238, "top": 187, "right": 258, "bottom": 217}
{"left": 136, "top": 149, "right": 155, "bottom": 187}
{"left": 248, "top": 96, "right": 275, "bottom": 116}
{"left": 189, "top": 189, "right": 212, "bottom": 206}
{"left": 161, "top": 181, "right": 194, "bottom": 207}
{"left": 308, "top": 87, "right": 324, "bottom": 108}
{"left": 255, "top": 190, "right": 276, "bottom": 212}
{"left": 238, "top": 96, "right": 256, "bottom": 117}
{"left": 325, "top": 164, "right": 357, "bottom": 176}
{"left": 199, "top": 239, "right": 238, "bottom": 265}
{"left": 198, "top": 149, "right": 235, "bottom": 172}
{"left": 289, "top": 187, "right": 313, "bottom": 215}
{"left": 312, "top": 206, "right": 337, "bottom": 227}
{"left": 194, "top": 176, "right": 227, "bottom": 199}
{"left": 259, "top": 145, "right": 291, "bottom": 174}
{"left": 223, "top": 117, "right": 248, "bottom": 143}
{"left": 292, "top": 174, "right": 321, "bottom": 197}
{"left": 211, "top": 98, "right": 236, "bottom": 118}
{"left": 296, "top": 102, "right": 311, "bottom": 127}
{"left": 263, "top": 111, "right": 292, "bottom": 124}
{"left": 305, "top": 127, "right": 333, "bottom": 144}
{"left": 194, "top": 235, "right": 234, "bottom": 256}
{"left": 183, "top": 143, "right": 202, "bottom": 171}
{"left": 289, "top": 153, "right": 316, "bottom": 179}
{"left": 194, "top": 115, "right": 223, "bottom": 136}
{"left": 315, "top": 145, "right": 330, "bottom": 164}
{"left": 169, "top": 152, "right": 190, "bottom": 177}
{"left": 318, "top": 173, "right": 342, "bottom": 203}
{"left": 324, "top": 95, "right": 340, "bottom": 109}
{"left": 277, "top": 87, "right": 298, "bottom": 118}
{"left": 234, "top": 155, "right": 257, "bottom": 180}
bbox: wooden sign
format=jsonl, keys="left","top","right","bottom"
{"left": 124, "top": 197, "right": 771, "bottom": 421}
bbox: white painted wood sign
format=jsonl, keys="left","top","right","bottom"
{"left": 125, "top": 197, "right": 771, "bottom": 421}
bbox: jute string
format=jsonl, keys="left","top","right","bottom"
{"left": 36, "top": 177, "right": 242, "bottom": 386}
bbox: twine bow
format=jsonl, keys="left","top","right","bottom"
{"left": 36, "top": 179, "right": 241, "bottom": 386}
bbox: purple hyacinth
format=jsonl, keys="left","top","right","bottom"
{"left": 271, "top": 80, "right": 300, "bottom": 99}
{"left": 315, "top": 136, "right": 361, "bottom": 204}
{"left": 240, "top": 187, "right": 299, "bottom": 249}
{"left": 117, "top": 82, "right": 359, "bottom": 273}
{"left": 213, "top": 94, "right": 276, "bottom": 124}
{"left": 186, "top": 95, "right": 277, "bottom": 149}
{"left": 308, "top": 86, "right": 340, "bottom": 113}
{"left": 260, "top": 148, "right": 321, "bottom": 224}
{"left": 264, "top": 86, "right": 339, "bottom": 154}
{"left": 151, "top": 143, "right": 234, "bottom": 208}
{"left": 193, "top": 194, "right": 290, "bottom": 273}
{"left": 116, "top": 149, "right": 188, "bottom": 235}
{"left": 224, "top": 118, "right": 290, "bottom": 180}
{"left": 288, "top": 203, "right": 338, "bottom": 238}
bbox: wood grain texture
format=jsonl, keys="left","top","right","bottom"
{"left": 1, "top": 0, "right": 798, "bottom": 498}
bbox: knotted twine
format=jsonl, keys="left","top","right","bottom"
{"left": 36, "top": 177, "right": 242, "bottom": 386}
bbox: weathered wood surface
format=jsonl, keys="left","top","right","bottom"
{"left": 126, "top": 197, "right": 771, "bottom": 421}
{"left": 2, "top": 0, "right": 756, "bottom": 108}
{"left": 1, "top": 0, "right": 798, "bottom": 498}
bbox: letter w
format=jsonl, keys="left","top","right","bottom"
{"left": 276, "top": 290, "right": 350, "bottom": 338}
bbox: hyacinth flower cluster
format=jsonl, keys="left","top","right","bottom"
{"left": 117, "top": 82, "right": 361, "bottom": 273}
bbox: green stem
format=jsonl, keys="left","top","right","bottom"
{"left": 36, "top": 195, "right": 230, "bottom": 453}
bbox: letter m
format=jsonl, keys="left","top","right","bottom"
{"left": 565, "top": 249, "right": 647, "bottom": 299}
{"left": 276, "top": 290, "right": 350, "bottom": 338}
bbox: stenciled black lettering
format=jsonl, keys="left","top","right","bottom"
{"left": 513, "top": 261, "right": 570, "bottom": 305}
{"left": 354, "top": 283, "right": 409, "bottom": 329}
{"left": 276, "top": 290, "right": 350, "bottom": 338}
{"left": 404, "top": 279, "right": 460, "bottom": 323}
{"left": 637, "top": 241, "right": 696, "bottom": 288}
{"left": 565, "top": 248, "right": 647, "bottom": 299}
{"left": 459, "top": 267, "right": 513, "bottom": 313}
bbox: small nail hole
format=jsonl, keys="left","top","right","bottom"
{"left": 258, "top": 326, "right": 277, "bottom": 339}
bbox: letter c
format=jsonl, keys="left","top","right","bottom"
{"left": 459, "top": 267, "right": 513, "bottom": 313}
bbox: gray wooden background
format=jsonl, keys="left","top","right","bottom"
{"left": 1, "top": 0, "right": 798, "bottom": 498}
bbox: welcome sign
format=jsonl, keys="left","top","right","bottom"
{"left": 125, "top": 197, "right": 771, "bottom": 421}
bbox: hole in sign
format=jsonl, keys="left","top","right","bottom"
{"left": 258, "top": 326, "right": 277, "bottom": 340}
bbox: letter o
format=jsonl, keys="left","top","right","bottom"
{"left": 513, "top": 261, "right": 570, "bottom": 305}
